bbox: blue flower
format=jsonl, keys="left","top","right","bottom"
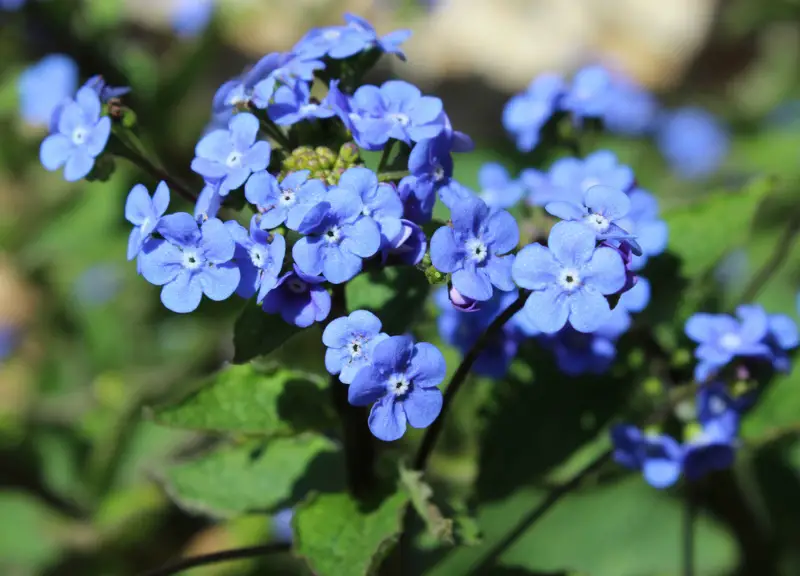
{"left": 396, "top": 176, "right": 436, "bottom": 225}
{"left": 268, "top": 82, "right": 336, "bottom": 126}
{"left": 430, "top": 197, "right": 518, "bottom": 301}
{"left": 603, "top": 80, "right": 659, "bottom": 136}
{"left": 546, "top": 184, "right": 640, "bottom": 254}
{"left": 272, "top": 508, "right": 294, "bottom": 544}
{"left": 336, "top": 167, "right": 403, "bottom": 247}
{"left": 685, "top": 306, "right": 772, "bottom": 382}
{"left": 614, "top": 188, "right": 667, "bottom": 270}
{"left": 125, "top": 181, "right": 170, "bottom": 260}
{"left": 1, "top": 0, "right": 25, "bottom": 10}
{"left": 292, "top": 189, "right": 381, "bottom": 284}
{"left": 139, "top": 213, "right": 240, "bottom": 313}
{"left": 738, "top": 304, "right": 798, "bottom": 372}
{"left": 18, "top": 54, "right": 78, "bottom": 126}
{"left": 561, "top": 65, "right": 613, "bottom": 120}
{"left": 245, "top": 170, "right": 326, "bottom": 231}
{"left": 512, "top": 221, "right": 627, "bottom": 333}
{"left": 171, "top": 0, "right": 214, "bottom": 37}
{"left": 435, "top": 287, "right": 524, "bottom": 378}
{"left": 213, "top": 53, "right": 294, "bottom": 112}
{"left": 39, "top": 87, "right": 111, "bottom": 182}
{"left": 226, "top": 217, "right": 286, "bottom": 304}
{"left": 323, "top": 310, "right": 390, "bottom": 384}
{"left": 293, "top": 14, "right": 410, "bottom": 61}
{"left": 194, "top": 181, "right": 224, "bottom": 222}
{"left": 503, "top": 73, "right": 565, "bottom": 152}
{"left": 342, "top": 13, "right": 411, "bottom": 60}
{"left": 618, "top": 276, "right": 650, "bottom": 313}
{"left": 683, "top": 384, "right": 741, "bottom": 481}
{"left": 350, "top": 80, "right": 445, "bottom": 150}
{"left": 262, "top": 265, "right": 331, "bottom": 328}
{"left": 535, "top": 150, "right": 635, "bottom": 206}
{"left": 191, "top": 112, "right": 271, "bottom": 195}
{"left": 478, "top": 163, "right": 525, "bottom": 210}
{"left": 611, "top": 425, "right": 683, "bottom": 488}
{"left": 0, "top": 326, "right": 18, "bottom": 362}
{"left": 438, "top": 180, "right": 476, "bottom": 211}
{"left": 408, "top": 113, "right": 473, "bottom": 203}
{"left": 82, "top": 75, "right": 131, "bottom": 102}
{"left": 656, "top": 107, "right": 729, "bottom": 180}
{"left": 348, "top": 335, "right": 445, "bottom": 442}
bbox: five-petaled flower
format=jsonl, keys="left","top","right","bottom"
{"left": 348, "top": 335, "right": 446, "bottom": 441}
{"left": 191, "top": 112, "right": 270, "bottom": 196}
{"left": 139, "top": 213, "right": 240, "bottom": 313}
{"left": 323, "top": 310, "right": 389, "bottom": 384}
{"left": 262, "top": 264, "right": 331, "bottom": 328}
{"left": 39, "top": 86, "right": 111, "bottom": 182}
{"left": 125, "top": 181, "right": 170, "bottom": 261}
{"left": 245, "top": 170, "right": 327, "bottom": 231}
{"left": 335, "top": 167, "right": 404, "bottom": 247}
{"left": 226, "top": 217, "right": 286, "bottom": 304}
{"left": 512, "top": 221, "right": 626, "bottom": 333}
{"left": 430, "top": 196, "right": 518, "bottom": 302}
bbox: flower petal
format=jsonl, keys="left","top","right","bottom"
{"left": 338, "top": 166, "right": 378, "bottom": 196}
{"left": 341, "top": 217, "right": 381, "bottom": 258}
{"left": 548, "top": 221, "right": 597, "bottom": 268}
{"left": 429, "top": 226, "right": 462, "bottom": 273}
{"left": 158, "top": 212, "right": 202, "bottom": 248}
{"left": 349, "top": 365, "right": 387, "bottom": 406}
{"left": 523, "top": 286, "right": 569, "bottom": 334}
{"left": 199, "top": 261, "right": 240, "bottom": 301}
{"left": 63, "top": 147, "right": 94, "bottom": 181}
{"left": 348, "top": 310, "right": 382, "bottom": 336}
{"left": 511, "top": 243, "right": 560, "bottom": 290}
{"left": 292, "top": 236, "right": 324, "bottom": 276}
{"left": 322, "top": 316, "right": 351, "bottom": 348}
{"left": 568, "top": 287, "right": 612, "bottom": 333}
{"left": 545, "top": 201, "right": 585, "bottom": 221}
{"left": 39, "top": 134, "right": 72, "bottom": 171}
{"left": 483, "top": 209, "right": 519, "bottom": 254}
{"left": 485, "top": 255, "right": 515, "bottom": 291}
{"left": 368, "top": 396, "right": 407, "bottom": 441}
{"left": 161, "top": 270, "right": 203, "bottom": 313}
{"left": 229, "top": 112, "right": 260, "bottom": 149}
{"left": 372, "top": 335, "right": 414, "bottom": 373}
{"left": 125, "top": 183, "right": 154, "bottom": 225}
{"left": 200, "top": 218, "right": 235, "bottom": 263}
{"left": 408, "top": 342, "right": 446, "bottom": 389}
{"left": 86, "top": 116, "right": 110, "bottom": 157}
{"left": 75, "top": 86, "right": 101, "bottom": 121}
{"left": 139, "top": 240, "right": 183, "bottom": 285}
{"left": 452, "top": 266, "right": 493, "bottom": 301}
{"left": 584, "top": 185, "right": 631, "bottom": 220}
{"left": 583, "top": 246, "right": 626, "bottom": 295}
{"left": 195, "top": 129, "right": 232, "bottom": 162}
{"left": 322, "top": 245, "right": 363, "bottom": 284}
{"left": 403, "top": 388, "right": 443, "bottom": 429}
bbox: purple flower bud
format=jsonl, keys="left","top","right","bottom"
{"left": 383, "top": 219, "right": 426, "bottom": 265}
{"left": 449, "top": 284, "right": 480, "bottom": 312}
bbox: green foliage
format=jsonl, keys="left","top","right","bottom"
{"left": 293, "top": 491, "right": 409, "bottom": 576}
{"left": 232, "top": 299, "right": 302, "bottom": 364}
{"left": 0, "top": 491, "right": 68, "bottom": 571}
{"left": 151, "top": 364, "right": 336, "bottom": 436}
{"left": 346, "top": 266, "right": 430, "bottom": 334}
{"left": 400, "top": 466, "right": 454, "bottom": 544}
{"left": 163, "top": 434, "right": 344, "bottom": 518}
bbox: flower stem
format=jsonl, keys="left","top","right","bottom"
{"left": 138, "top": 543, "right": 290, "bottom": 576}
{"left": 413, "top": 291, "right": 528, "bottom": 471}
{"left": 259, "top": 117, "right": 292, "bottom": 151}
{"left": 377, "top": 139, "right": 397, "bottom": 174}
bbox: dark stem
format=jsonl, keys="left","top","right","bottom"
{"left": 377, "top": 139, "right": 397, "bottom": 174}
{"left": 328, "top": 284, "right": 377, "bottom": 498}
{"left": 413, "top": 292, "right": 528, "bottom": 471}
{"left": 738, "top": 208, "right": 800, "bottom": 303}
{"left": 469, "top": 451, "right": 611, "bottom": 573}
{"left": 138, "top": 543, "right": 290, "bottom": 576}
{"left": 683, "top": 486, "right": 695, "bottom": 576}
{"left": 258, "top": 117, "right": 292, "bottom": 150}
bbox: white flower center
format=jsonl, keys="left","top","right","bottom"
{"left": 558, "top": 268, "right": 581, "bottom": 291}
{"left": 362, "top": 205, "right": 372, "bottom": 217}
{"left": 279, "top": 189, "right": 296, "bottom": 207}
{"left": 581, "top": 177, "right": 600, "bottom": 192}
{"left": 708, "top": 396, "right": 727, "bottom": 416}
{"left": 226, "top": 151, "right": 243, "bottom": 168}
{"left": 719, "top": 332, "right": 742, "bottom": 351}
{"left": 249, "top": 246, "right": 267, "bottom": 268}
{"left": 433, "top": 164, "right": 446, "bottom": 182}
{"left": 388, "top": 373, "right": 410, "bottom": 397}
{"left": 287, "top": 278, "right": 307, "bottom": 293}
{"left": 389, "top": 112, "right": 410, "bottom": 127}
{"left": 182, "top": 249, "right": 203, "bottom": 270}
{"left": 465, "top": 237, "right": 488, "bottom": 263}
{"left": 584, "top": 212, "right": 610, "bottom": 233}
{"left": 72, "top": 126, "right": 88, "bottom": 145}
{"left": 347, "top": 336, "right": 365, "bottom": 360}
{"left": 324, "top": 225, "right": 342, "bottom": 244}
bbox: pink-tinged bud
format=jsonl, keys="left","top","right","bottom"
{"left": 449, "top": 284, "right": 481, "bottom": 312}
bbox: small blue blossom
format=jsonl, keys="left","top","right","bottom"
{"left": 245, "top": 170, "right": 326, "bottom": 231}
{"left": 618, "top": 276, "right": 650, "bottom": 313}
{"left": 292, "top": 189, "right": 381, "bottom": 284}
{"left": 213, "top": 53, "right": 292, "bottom": 112}
{"left": 18, "top": 54, "right": 78, "bottom": 126}
{"left": 171, "top": 0, "right": 214, "bottom": 38}
{"left": 738, "top": 304, "right": 798, "bottom": 372}
{"left": 430, "top": 197, "right": 518, "bottom": 302}
{"left": 268, "top": 82, "right": 336, "bottom": 126}
{"left": 503, "top": 73, "right": 565, "bottom": 152}
{"left": 603, "top": 80, "right": 659, "bottom": 136}
{"left": 350, "top": 80, "right": 445, "bottom": 150}
{"left": 437, "top": 180, "right": 476, "bottom": 211}
{"left": 262, "top": 265, "right": 331, "bottom": 328}
{"left": 478, "top": 163, "right": 525, "bottom": 210}
{"left": 611, "top": 425, "right": 683, "bottom": 488}
{"left": 194, "top": 181, "right": 224, "bottom": 222}
{"left": 336, "top": 167, "right": 404, "bottom": 247}
{"left": 512, "top": 221, "right": 627, "bottom": 333}
{"left": 561, "top": 65, "right": 613, "bottom": 120}
{"left": 342, "top": 13, "right": 411, "bottom": 60}
{"left": 139, "top": 213, "right": 240, "bottom": 313}
{"left": 272, "top": 508, "right": 294, "bottom": 544}
{"left": 39, "top": 87, "right": 111, "bottom": 182}
{"left": 614, "top": 188, "right": 667, "bottom": 271}
{"left": 323, "top": 310, "right": 389, "bottom": 384}
{"left": 293, "top": 13, "right": 410, "bottom": 61}
{"left": 683, "top": 384, "right": 741, "bottom": 481}
{"left": 82, "top": 75, "right": 131, "bottom": 102}
{"left": 191, "top": 112, "right": 271, "bottom": 195}
{"left": 396, "top": 176, "right": 435, "bottom": 225}
{"left": 348, "top": 335, "right": 445, "bottom": 442}
{"left": 656, "top": 107, "right": 729, "bottom": 180}
{"left": 226, "top": 218, "right": 286, "bottom": 304}
{"left": 685, "top": 306, "right": 772, "bottom": 382}
{"left": 0, "top": 0, "right": 25, "bottom": 10}
{"left": 539, "top": 150, "right": 635, "bottom": 206}
{"left": 0, "top": 326, "right": 18, "bottom": 363}
{"left": 125, "top": 181, "right": 170, "bottom": 260}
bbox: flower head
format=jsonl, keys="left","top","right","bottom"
{"left": 125, "top": 181, "right": 170, "bottom": 260}
{"left": 139, "top": 213, "right": 240, "bottom": 313}
{"left": 226, "top": 218, "right": 286, "bottom": 304}
{"left": 191, "top": 112, "right": 270, "bottom": 195}
{"left": 535, "top": 150, "right": 635, "bottom": 207}
{"left": 603, "top": 80, "right": 659, "bottom": 136}
{"left": 262, "top": 265, "right": 331, "bottom": 328}
{"left": 656, "top": 107, "right": 729, "bottom": 180}
{"left": 18, "top": 54, "right": 78, "bottom": 126}
{"left": 348, "top": 335, "right": 446, "bottom": 441}
{"left": 561, "top": 65, "right": 613, "bottom": 120}
{"left": 82, "top": 75, "right": 131, "bottom": 102}
{"left": 293, "top": 14, "right": 410, "bottom": 61}
{"left": 611, "top": 425, "right": 683, "bottom": 488}
{"left": 512, "top": 221, "right": 627, "bottom": 333}
{"left": 430, "top": 197, "right": 518, "bottom": 302}
{"left": 503, "top": 73, "right": 565, "bottom": 152}
{"left": 478, "top": 163, "right": 525, "bottom": 210}
{"left": 323, "top": 310, "right": 389, "bottom": 384}
{"left": 39, "top": 87, "right": 111, "bottom": 182}
{"left": 292, "top": 189, "right": 381, "bottom": 284}
{"left": 245, "top": 170, "right": 326, "bottom": 231}
{"left": 336, "top": 167, "right": 403, "bottom": 247}
{"left": 268, "top": 82, "right": 336, "bottom": 126}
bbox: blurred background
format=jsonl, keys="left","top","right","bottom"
{"left": 2, "top": 0, "right": 800, "bottom": 575}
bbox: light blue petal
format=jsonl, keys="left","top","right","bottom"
{"left": 153, "top": 181, "right": 171, "bottom": 216}
{"left": 229, "top": 112, "right": 260, "bottom": 149}
{"left": 57, "top": 101, "right": 84, "bottom": 135}
{"left": 292, "top": 236, "right": 324, "bottom": 276}
{"left": 195, "top": 129, "right": 232, "bottom": 162}
{"left": 407, "top": 342, "right": 446, "bottom": 389}
{"left": 341, "top": 217, "right": 380, "bottom": 258}
{"left": 125, "top": 183, "right": 154, "bottom": 225}
{"left": 642, "top": 459, "right": 682, "bottom": 489}
{"left": 75, "top": 86, "right": 101, "bottom": 121}
{"left": 325, "top": 347, "right": 346, "bottom": 377}
{"left": 372, "top": 335, "right": 414, "bottom": 372}
{"left": 199, "top": 262, "right": 240, "bottom": 301}
{"left": 127, "top": 227, "right": 143, "bottom": 261}
{"left": 568, "top": 287, "right": 612, "bottom": 333}
{"left": 485, "top": 255, "right": 515, "bottom": 291}
{"left": 349, "top": 310, "right": 382, "bottom": 336}
{"left": 349, "top": 365, "right": 387, "bottom": 406}
{"left": 584, "top": 185, "right": 630, "bottom": 220}
{"left": 452, "top": 266, "right": 493, "bottom": 301}
{"left": 511, "top": 243, "right": 560, "bottom": 291}
{"left": 322, "top": 245, "right": 363, "bottom": 284}
{"left": 161, "top": 270, "right": 204, "bottom": 313}
{"left": 244, "top": 140, "right": 271, "bottom": 172}
{"left": 584, "top": 246, "right": 626, "bottom": 295}
{"left": 63, "top": 147, "right": 94, "bottom": 181}
{"left": 546, "top": 201, "right": 585, "bottom": 221}
{"left": 483, "top": 209, "right": 519, "bottom": 254}
{"left": 368, "top": 396, "right": 407, "bottom": 441}
{"left": 685, "top": 314, "right": 718, "bottom": 344}
{"left": 191, "top": 157, "right": 227, "bottom": 180}
{"left": 403, "top": 388, "right": 442, "bottom": 429}
{"left": 548, "top": 221, "right": 597, "bottom": 268}
{"left": 139, "top": 240, "right": 183, "bottom": 285}
{"left": 339, "top": 166, "right": 377, "bottom": 196}
{"left": 158, "top": 212, "right": 202, "bottom": 248}
{"left": 40, "top": 134, "right": 72, "bottom": 170}
{"left": 524, "top": 286, "right": 569, "bottom": 334}
{"left": 429, "top": 226, "right": 462, "bottom": 273}
{"left": 86, "top": 116, "right": 111, "bottom": 157}
{"left": 322, "top": 316, "right": 351, "bottom": 348}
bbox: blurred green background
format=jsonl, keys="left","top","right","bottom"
{"left": 2, "top": 0, "right": 800, "bottom": 575}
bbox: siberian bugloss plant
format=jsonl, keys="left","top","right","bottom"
{"left": 29, "top": 11, "right": 800, "bottom": 576}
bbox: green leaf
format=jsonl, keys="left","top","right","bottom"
{"left": 163, "top": 434, "right": 344, "bottom": 518}
{"left": 0, "top": 491, "right": 67, "bottom": 571}
{"left": 293, "top": 491, "right": 409, "bottom": 576}
{"left": 400, "top": 466, "right": 453, "bottom": 545}
{"left": 233, "top": 299, "right": 302, "bottom": 364}
{"left": 426, "top": 477, "right": 736, "bottom": 576}
{"left": 346, "top": 266, "right": 430, "bottom": 334}
{"left": 151, "top": 364, "right": 335, "bottom": 435}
